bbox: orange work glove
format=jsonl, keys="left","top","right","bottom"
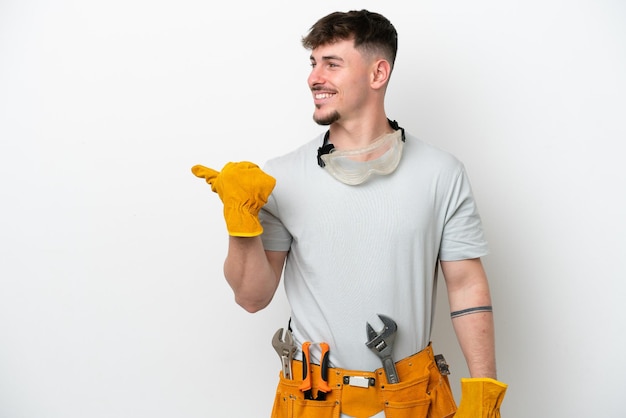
{"left": 191, "top": 162, "right": 276, "bottom": 237}
{"left": 454, "top": 378, "right": 508, "bottom": 418}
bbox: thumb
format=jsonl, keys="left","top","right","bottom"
{"left": 191, "top": 164, "right": 219, "bottom": 183}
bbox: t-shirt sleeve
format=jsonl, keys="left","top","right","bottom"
{"left": 439, "top": 165, "right": 489, "bottom": 261}
{"left": 258, "top": 160, "right": 293, "bottom": 252}
{"left": 259, "top": 195, "right": 292, "bottom": 251}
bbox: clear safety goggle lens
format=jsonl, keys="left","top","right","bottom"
{"left": 320, "top": 130, "right": 404, "bottom": 185}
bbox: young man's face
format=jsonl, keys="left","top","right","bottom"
{"left": 307, "top": 39, "right": 374, "bottom": 126}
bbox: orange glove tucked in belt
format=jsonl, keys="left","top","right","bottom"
{"left": 454, "top": 377, "right": 507, "bottom": 418}
{"left": 191, "top": 162, "right": 276, "bottom": 237}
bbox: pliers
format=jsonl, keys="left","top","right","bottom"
{"left": 298, "top": 341, "right": 331, "bottom": 401}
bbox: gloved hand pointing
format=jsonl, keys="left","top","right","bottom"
{"left": 191, "top": 162, "right": 276, "bottom": 237}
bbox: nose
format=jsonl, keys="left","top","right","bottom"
{"left": 307, "top": 66, "right": 324, "bottom": 88}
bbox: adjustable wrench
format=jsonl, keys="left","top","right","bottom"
{"left": 365, "top": 314, "right": 399, "bottom": 384}
{"left": 272, "top": 328, "right": 297, "bottom": 380}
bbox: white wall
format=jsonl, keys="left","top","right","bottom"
{"left": 1, "top": 0, "right": 624, "bottom": 417}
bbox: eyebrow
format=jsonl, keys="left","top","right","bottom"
{"left": 310, "top": 54, "right": 345, "bottom": 62}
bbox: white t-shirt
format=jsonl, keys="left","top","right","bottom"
{"left": 260, "top": 132, "right": 488, "bottom": 372}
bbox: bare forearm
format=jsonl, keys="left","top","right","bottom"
{"left": 442, "top": 258, "right": 498, "bottom": 379}
{"left": 451, "top": 310, "right": 497, "bottom": 378}
{"left": 223, "top": 236, "right": 281, "bottom": 313}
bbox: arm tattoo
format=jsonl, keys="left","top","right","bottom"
{"left": 450, "top": 305, "right": 493, "bottom": 319}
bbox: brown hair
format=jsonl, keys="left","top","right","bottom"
{"left": 302, "top": 10, "right": 398, "bottom": 68}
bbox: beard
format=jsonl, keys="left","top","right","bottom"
{"left": 313, "top": 109, "right": 340, "bottom": 126}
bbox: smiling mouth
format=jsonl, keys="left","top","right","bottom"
{"left": 314, "top": 92, "right": 335, "bottom": 100}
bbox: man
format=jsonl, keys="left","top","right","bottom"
{"left": 192, "top": 9, "right": 507, "bottom": 418}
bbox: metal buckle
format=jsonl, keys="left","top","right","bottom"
{"left": 343, "top": 376, "right": 376, "bottom": 388}
{"left": 435, "top": 354, "right": 451, "bottom": 375}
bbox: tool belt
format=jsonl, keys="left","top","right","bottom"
{"left": 271, "top": 343, "right": 457, "bottom": 418}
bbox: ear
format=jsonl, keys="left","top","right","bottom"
{"left": 370, "top": 59, "right": 391, "bottom": 89}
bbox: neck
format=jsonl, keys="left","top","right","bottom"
{"left": 328, "top": 116, "right": 394, "bottom": 150}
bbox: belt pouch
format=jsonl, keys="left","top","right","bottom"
{"left": 271, "top": 344, "right": 456, "bottom": 418}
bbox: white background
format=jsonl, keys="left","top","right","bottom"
{"left": 1, "top": 0, "right": 625, "bottom": 417}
